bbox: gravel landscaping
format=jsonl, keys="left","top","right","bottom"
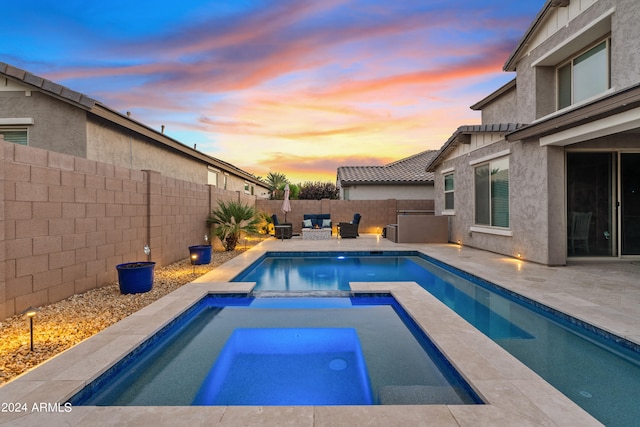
{"left": 0, "top": 247, "right": 253, "bottom": 386}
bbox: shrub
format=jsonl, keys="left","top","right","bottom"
{"left": 207, "top": 201, "right": 260, "bottom": 251}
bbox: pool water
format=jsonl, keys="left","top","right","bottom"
{"left": 70, "top": 295, "right": 482, "bottom": 407}
{"left": 233, "top": 252, "right": 640, "bottom": 427}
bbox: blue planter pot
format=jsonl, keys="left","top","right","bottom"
{"left": 189, "top": 245, "right": 213, "bottom": 265}
{"left": 116, "top": 262, "right": 155, "bottom": 294}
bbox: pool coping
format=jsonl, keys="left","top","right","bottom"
{"left": 0, "top": 243, "right": 602, "bottom": 426}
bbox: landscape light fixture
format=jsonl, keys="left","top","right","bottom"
{"left": 21, "top": 306, "right": 40, "bottom": 351}
{"left": 191, "top": 253, "right": 198, "bottom": 273}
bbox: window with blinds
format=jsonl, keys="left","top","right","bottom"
{"left": 0, "top": 129, "right": 28, "bottom": 145}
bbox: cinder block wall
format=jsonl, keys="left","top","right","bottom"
{"left": 255, "top": 199, "right": 434, "bottom": 234}
{"left": 1, "top": 142, "right": 255, "bottom": 319}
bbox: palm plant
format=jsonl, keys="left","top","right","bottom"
{"left": 207, "top": 200, "right": 260, "bottom": 251}
{"left": 266, "top": 172, "right": 288, "bottom": 199}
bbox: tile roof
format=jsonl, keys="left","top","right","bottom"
{"left": 0, "top": 62, "right": 97, "bottom": 109}
{"left": 337, "top": 150, "right": 437, "bottom": 185}
{"left": 425, "top": 123, "right": 527, "bottom": 171}
{"left": 0, "top": 61, "right": 266, "bottom": 186}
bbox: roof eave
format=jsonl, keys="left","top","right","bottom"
{"left": 506, "top": 84, "right": 640, "bottom": 141}
{"left": 503, "top": 1, "right": 553, "bottom": 72}
{"left": 470, "top": 79, "right": 516, "bottom": 111}
{"left": 340, "top": 180, "right": 433, "bottom": 186}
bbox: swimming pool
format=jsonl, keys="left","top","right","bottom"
{"left": 233, "top": 251, "right": 640, "bottom": 427}
{"left": 69, "top": 294, "right": 482, "bottom": 406}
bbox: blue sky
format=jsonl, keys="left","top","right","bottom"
{"left": 2, "top": 0, "right": 545, "bottom": 182}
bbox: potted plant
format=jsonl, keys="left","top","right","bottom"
{"left": 207, "top": 200, "right": 260, "bottom": 251}
{"left": 189, "top": 235, "right": 213, "bottom": 265}
{"left": 116, "top": 261, "right": 155, "bottom": 294}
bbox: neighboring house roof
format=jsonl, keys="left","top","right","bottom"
{"left": 0, "top": 61, "right": 266, "bottom": 187}
{"left": 425, "top": 124, "right": 527, "bottom": 172}
{"left": 338, "top": 150, "right": 437, "bottom": 185}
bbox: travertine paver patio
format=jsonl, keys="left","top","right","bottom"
{"left": 2, "top": 234, "right": 637, "bottom": 426}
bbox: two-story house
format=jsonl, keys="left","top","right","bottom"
{"left": 427, "top": 0, "right": 640, "bottom": 265}
{"left": 0, "top": 62, "right": 270, "bottom": 198}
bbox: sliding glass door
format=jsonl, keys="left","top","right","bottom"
{"left": 566, "top": 153, "right": 614, "bottom": 257}
{"left": 621, "top": 153, "right": 640, "bottom": 255}
{"left": 567, "top": 151, "right": 640, "bottom": 257}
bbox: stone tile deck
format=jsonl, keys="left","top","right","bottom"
{"left": 2, "top": 234, "right": 638, "bottom": 426}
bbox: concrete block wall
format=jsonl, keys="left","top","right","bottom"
{"left": 1, "top": 141, "right": 256, "bottom": 319}
{"left": 158, "top": 173, "right": 210, "bottom": 265}
{"left": 255, "top": 198, "right": 434, "bottom": 234}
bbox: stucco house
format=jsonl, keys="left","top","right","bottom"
{"left": 427, "top": 0, "right": 640, "bottom": 265}
{"left": 0, "top": 62, "right": 269, "bottom": 198}
{"left": 337, "top": 150, "right": 436, "bottom": 201}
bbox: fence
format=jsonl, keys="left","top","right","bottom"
{"left": 255, "top": 198, "right": 434, "bottom": 234}
{"left": 0, "top": 141, "right": 435, "bottom": 319}
{"left": 0, "top": 142, "right": 255, "bottom": 319}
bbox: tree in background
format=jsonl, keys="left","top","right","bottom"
{"left": 265, "top": 172, "right": 288, "bottom": 199}
{"left": 298, "top": 181, "right": 339, "bottom": 200}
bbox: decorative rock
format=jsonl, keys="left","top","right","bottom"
{"left": 0, "top": 249, "right": 249, "bottom": 386}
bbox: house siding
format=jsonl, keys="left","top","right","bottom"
{"left": 0, "top": 90, "right": 87, "bottom": 156}
{"left": 433, "top": 0, "right": 640, "bottom": 265}
{"left": 514, "top": 0, "right": 621, "bottom": 122}
{"left": 342, "top": 184, "right": 434, "bottom": 201}
{"left": 480, "top": 86, "right": 518, "bottom": 124}
{"left": 611, "top": 0, "right": 640, "bottom": 89}
{"left": 87, "top": 115, "right": 206, "bottom": 184}
{"left": 1, "top": 71, "right": 270, "bottom": 197}
{"left": 435, "top": 138, "right": 561, "bottom": 265}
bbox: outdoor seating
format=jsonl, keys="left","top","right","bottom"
{"left": 302, "top": 214, "right": 332, "bottom": 233}
{"left": 272, "top": 214, "right": 292, "bottom": 239}
{"left": 338, "top": 213, "right": 361, "bottom": 238}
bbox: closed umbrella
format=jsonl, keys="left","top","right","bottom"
{"left": 281, "top": 184, "right": 291, "bottom": 222}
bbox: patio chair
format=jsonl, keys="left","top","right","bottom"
{"left": 272, "top": 214, "right": 292, "bottom": 239}
{"left": 338, "top": 213, "right": 361, "bottom": 238}
{"left": 569, "top": 211, "right": 591, "bottom": 255}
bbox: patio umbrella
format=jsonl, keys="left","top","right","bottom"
{"left": 281, "top": 183, "right": 291, "bottom": 222}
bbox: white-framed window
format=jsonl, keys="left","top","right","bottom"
{"left": 0, "top": 128, "right": 28, "bottom": 145}
{"left": 474, "top": 157, "right": 509, "bottom": 228}
{"left": 207, "top": 167, "right": 219, "bottom": 186}
{"left": 444, "top": 173, "right": 454, "bottom": 211}
{"left": 244, "top": 182, "right": 254, "bottom": 195}
{"left": 557, "top": 39, "right": 610, "bottom": 110}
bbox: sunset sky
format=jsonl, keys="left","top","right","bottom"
{"left": 3, "top": 0, "right": 544, "bottom": 183}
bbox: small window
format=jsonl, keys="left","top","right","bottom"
{"left": 244, "top": 183, "right": 250, "bottom": 194}
{"left": 444, "top": 173, "right": 454, "bottom": 210}
{"left": 557, "top": 39, "right": 610, "bottom": 110}
{"left": 474, "top": 157, "right": 509, "bottom": 228}
{"left": 207, "top": 169, "right": 218, "bottom": 186}
{"left": 0, "top": 129, "right": 28, "bottom": 145}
